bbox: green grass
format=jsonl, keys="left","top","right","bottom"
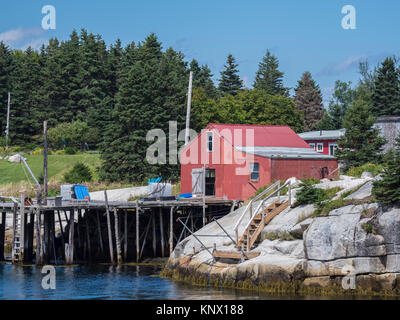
{"left": 346, "top": 163, "right": 384, "bottom": 178}
{"left": 0, "top": 153, "right": 101, "bottom": 185}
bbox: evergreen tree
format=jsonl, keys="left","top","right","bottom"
{"left": 253, "top": 50, "right": 288, "bottom": 96}
{"left": 9, "top": 48, "right": 41, "bottom": 144}
{"left": 371, "top": 57, "right": 400, "bottom": 116}
{"left": 336, "top": 99, "right": 386, "bottom": 171}
{"left": 294, "top": 71, "right": 324, "bottom": 131}
{"left": 318, "top": 80, "right": 354, "bottom": 130}
{"left": 100, "top": 34, "right": 165, "bottom": 182}
{"left": 190, "top": 59, "right": 217, "bottom": 98}
{"left": 373, "top": 134, "right": 400, "bottom": 206}
{"left": 218, "top": 54, "right": 243, "bottom": 96}
{"left": 0, "top": 42, "right": 12, "bottom": 136}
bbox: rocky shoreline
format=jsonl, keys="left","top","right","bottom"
{"left": 163, "top": 175, "right": 400, "bottom": 296}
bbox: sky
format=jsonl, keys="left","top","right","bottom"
{"left": 1, "top": 0, "right": 400, "bottom": 106}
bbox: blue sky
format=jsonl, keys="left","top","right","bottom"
{"left": 1, "top": 0, "right": 400, "bottom": 105}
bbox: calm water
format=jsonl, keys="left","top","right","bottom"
{"left": 0, "top": 263, "right": 392, "bottom": 300}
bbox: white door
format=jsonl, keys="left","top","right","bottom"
{"left": 191, "top": 168, "right": 204, "bottom": 195}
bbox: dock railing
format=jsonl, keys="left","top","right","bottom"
{"left": 233, "top": 181, "right": 281, "bottom": 245}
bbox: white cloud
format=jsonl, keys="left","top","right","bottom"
{"left": 318, "top": 55, "right": 367, "bottom": 77}
{"left": 0, "top": 27, "right": 47, "bottom": 49}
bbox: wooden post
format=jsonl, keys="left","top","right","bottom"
{"left": 159, "top": 208, "right": 165, "bottom": 257}
{"left": 152, "top": 210, "right": 156, "bottom": 257}
{"left": 136, "top": 201, "right": 139, "bottom": 263}
{"left": 85, "top": 211, "right": 91, "bottom": 263}
{"left": 66, "top": 210, "right": 75, "bottom": 264}
{"left": 114, "top": 208, "right": 122, "bottom": 264}
{"left": 35, "top": 209, "right": 42, "bottom": 265}
{"left": 169, "top": 207, "right": 173, "bottom": 256}
{"left": 19, "top": 191, "right": 26, "bottom": 263}
{"left": 43, "top": 121, "right": 48, "bottom": 204}
{"left": 96, "top": 211, "right": 104, "bottom": 255}
{"left": 124, "top": 210, "right": 128, "bottom": 262}
{"left": 104, "top": 191, "right": 114, "bottom": 264}
{"left": 57, "top": 211, "right": 65, "bottom": 260}
{"left": 27, "top": 211, "right": 35, "bottom": 262}
{"left": 0, "top": 212, "right": 5, "bottom": 261}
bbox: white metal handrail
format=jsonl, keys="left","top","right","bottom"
{"left": 233, "top": 181, "right": 281, "bottom": 245}
{"left": 241, "top": 181, "right": 291, "bottom": 238}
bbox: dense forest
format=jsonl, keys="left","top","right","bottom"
{"left": 0, "top": 29, "right": 400, "bottom": 183}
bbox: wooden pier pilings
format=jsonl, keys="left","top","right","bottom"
{"left": 0, "top": 196, "right": 237, "bottom": 265}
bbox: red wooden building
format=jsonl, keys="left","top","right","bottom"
{"left": 299, "top": 129, "right": 345, "bottom": 156}
{"left": 180, "top": 123, "right": 338, "bottom": 201}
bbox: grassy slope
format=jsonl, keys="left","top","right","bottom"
{"left": 0, "top": 153, "right": 101, "bottom": 185}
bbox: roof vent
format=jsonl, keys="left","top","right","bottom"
{"left": 320, "top": 130, "right": 322, "bottom": 136}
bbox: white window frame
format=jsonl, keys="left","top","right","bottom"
{"left": 206, "top": 131, "right": 213, "bottom": 152}
{"left": 329, "top": 143, "right": 338, "bottom": 156}
{"left": 317, "top": 143, "right": 324, "bottom": 153}
{"left": 309, "top": 143, "right": 316, "bottom": 150}
{"left": 250, "top": 162, "right": 260, "bottom": 181}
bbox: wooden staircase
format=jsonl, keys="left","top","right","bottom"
{"left": 212, "top": 198, "right": 290, "bottom": 262}
{"left": 238, "top": 200, "right": 289, "bottom": 251}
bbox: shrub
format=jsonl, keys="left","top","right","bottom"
{"left": 346, "top": 163, "right": 384, "bottom": 178}
{"left": 65, "top": 147, "right": 76, "bottom": 155}
{"left": 64, "top": 162, "right": 93, "bottom": 184}
{"left": 31, "top": 147, "right": 44, "bottom": 155}
{"left": 295, "top": 181, "right": 328, "bottom": 206}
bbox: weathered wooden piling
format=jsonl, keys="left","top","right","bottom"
{"left": 104, "top": 191, "right": 114, "bottom": 264}
{"left": 124, "top": 210, "right": 128, "bottom": 261}
{"left": 169, "top": 207, "right": 174, "bottom": 255}
{"left": 85, "top": 210, "right": 92, "bottom": 263}
{"left": 159, "top": 208, "right": 165, "bottom": 258}
{"left": 114, "top": 208, "right": 122, "bottom": 264}
{"left": 96, "top": 210, "right": 104, "bottom": 256}
{"left": 0, "top": 212, "right": 6, "bottom": 261}
{"left": 152, "top": 210, "right": 156, "bottom": 257}
{"left": 65, "top": 210, "right": 75, "bottom": 265}
{"left": 136, "top": 201, "right": 139, "bottom": 262}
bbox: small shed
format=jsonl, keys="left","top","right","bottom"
{"left": 180, "top": 123, "right": 338, "bottom": 201}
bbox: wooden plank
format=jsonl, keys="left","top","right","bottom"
{"left": 57, "top": 211, "right": 65, "bottom": 260}
{"left": 104, "top": 191, "right": 114, "bottom": 264}
{"left": 213, "top": 250, "right": 260, "bottom": 260}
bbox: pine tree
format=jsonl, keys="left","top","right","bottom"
{"left": 371, "top": 57, "right": 400, "bottom": 116}
{"left": 372, "top": 134, "right": 400, "bottom": 206}
{"left": 9, "top": 48, "right": 41, "bottom": 144}
{"left": 336, "top": 99, "right": 386, "bottom": 171}
{"left": 253, "top": 50, "right": 288, "bottom": 96}
{"left": 190, "top": 59, "right": 217, "bottom": 98}
{"left": 100, "top": 33, "right": 164, "bottom": 182}
{"left": 318, "top": 80, "right": 354, "bottom": 130}
{"left": 0, "top": 42, "right": 12, "bottom": 136}
{"left": 294, "top": 71, "right": 324, "bottom": 131}
{"left": 218, "top": 54, "right": 243, "bottom": 96}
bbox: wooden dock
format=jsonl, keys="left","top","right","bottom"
{"left": 0, "top": 194, "right": 237, "bottom": 265}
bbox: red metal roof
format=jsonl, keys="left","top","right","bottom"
{"left": 207, "top": 123, "right": 310, "bottom": 148}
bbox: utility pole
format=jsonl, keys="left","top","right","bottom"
{"left": 43, "top": 121, "right": 48, "bottom": 205}
{"left": 184, "top": 71, "right": 193, "bottom": 145}
{"left": 5, "top": 92, "right": 10, "bottom": 150}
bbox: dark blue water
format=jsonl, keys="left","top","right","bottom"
{"left": 0, "top": 263, "right": 276, "bottom": 300}
{"left": 0, "top": 263, "right": 394, "bottom": 300}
